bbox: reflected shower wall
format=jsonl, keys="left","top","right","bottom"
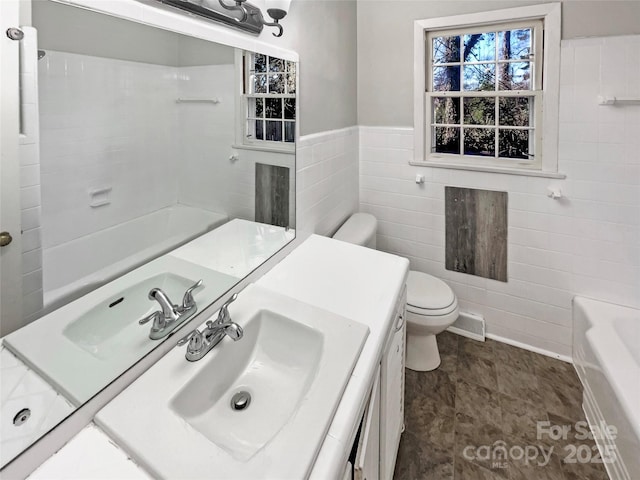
{"left": 37, "top": 47, "right": 238, "bottom": 311}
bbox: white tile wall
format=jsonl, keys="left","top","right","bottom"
{"left": 0, "top": 344, "right": 74, "bottom": 468}
{"left": 19, "top": 29, "right": 43, "bottom": 325}
{"left": 38, "top": 51, "right": 180, "bottom": 251}
{"left": 296, "top": 127, "right": 359, "bottom": 236}
{"left": 359, "top": 35, "right": 640, "bottom": 358}
{"left": 175, "top": 64, "right": 295, "bottom": 227}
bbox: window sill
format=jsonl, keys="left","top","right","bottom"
{"left": 232, "top": 144, "right": 295, "bottom": 155}
{"left": 409, "top": 160, "right": 566, "bottom": 179}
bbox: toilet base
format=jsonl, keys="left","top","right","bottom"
{"left": 406, "top": 333, "right": 441, "bottom": 371}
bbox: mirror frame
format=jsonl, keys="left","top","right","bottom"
{"left": 2, "top": 0, "right": 300, "bottom": 477}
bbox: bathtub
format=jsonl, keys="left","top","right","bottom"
{"left": 43, "top": 205, "right": 228, "bottom": 312}
{"left": 573, "top": 296, "right": 640, "bottom": 480}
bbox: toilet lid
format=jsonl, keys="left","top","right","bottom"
{"left": 406, "top": 271, "right": 455, "bottom": 310}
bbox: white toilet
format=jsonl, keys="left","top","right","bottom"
{"left": 333, "top": 213, "right": 459, "bottom": 372}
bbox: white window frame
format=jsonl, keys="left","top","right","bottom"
{"left": 413, "top": 4, "right": 563, "bottom": 177}
{"left": 234, "top": 50, "right": 296, "bottom": 154}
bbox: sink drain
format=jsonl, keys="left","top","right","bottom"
{"left": 230, "top": 391, "right": 251, "bottom": 411}
{"left": 13, "top": 408, "right": 31, "bottom": 426}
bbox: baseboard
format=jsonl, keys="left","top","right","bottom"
{"left": 484, "top": 333, "right": 573, "bottom": 364}
{"left": 447, "top": 311, "right": 485, "bottom": 341}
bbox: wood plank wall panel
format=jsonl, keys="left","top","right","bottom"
{"left": 445, "top": 186, "right": 508, "bottom": 282}
{"left": 255, "top": 163, "right": 290, "bottom": 228}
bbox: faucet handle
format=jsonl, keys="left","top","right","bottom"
{"left": 217, "top": 293, "right": 238, "bottom": 322}
{"left": 139, "top": 310, "right": 163, "bottom": 329}
{"left": 177, "top": 328, "right": 203, "bottom": 352}
{"left": 182, "top": 279, "right": 204, "bottom": 309}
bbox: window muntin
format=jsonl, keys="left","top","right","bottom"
{"left": 426, "top": 20, "right": 543, "bottom": 168}
{"left": 244, "top": 53, "right": 296, "bottom": 146}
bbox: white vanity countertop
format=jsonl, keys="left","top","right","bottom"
{"left": 256, "top": 235, "right": 409, "bottom": 478}
{"left": 27, "top": 234, "right": 408, "bottom": 479}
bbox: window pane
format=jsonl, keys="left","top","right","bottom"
{"left": 265, "top": 121, "right": 282, "bottom": 141}
{"left": 499, "top": 97, "right": 530, "bottom": 126}
{"left": 265, "top": 98, "right": 282, "bottom": 119}
{"left": 463, "top": 63, "right": 495, "bottom": 91}
{"left": 434, "top": 127, "right": 460, "bottom": 154}
{"left": 253, "top": 74, "right": 267, "bottom": 93}
{"left": 498, "top": 62, "right": 531, "bottom": 90}
{"left": 499, "top": 129, "right": 530, "bottom": 159}
{"left": 464, "top": 97, "right": 495, "bottom": 125}
{"left": 268, "top": 74, "right": 285, "bottom": 94}
{"left": 252, "top": 97, "right": 263, "bottom": 118}
{"left": 464, "top": 128, "right": 495, "bottom": 156}
{"left": 284, "top": 121, "right": 295, "bottom": 143}
{"left": 269, "top": 56, "right": 284, "bottom": 72}
{"left": 284, "top": 98, "right": 296, "bottom": 120}
{"left": 254, "top": 120, "right": 264, "bottom": 140}
{"left": 433, "top": 97, "right": 460, "bottom": 124}
{"left": 463, "top": 33, "right": 495, "bottom": 62}
{"left": 433, "top": 36, "right": 460, "bottom": 64}
{"left": 286, "top": 61, "right": 296, "bottom": 74}
{"left": 286, "top": 74, "right": 296, "bottom": 94}
{"left": 433, "top": 66, "right": 461, "bottom": 91}
{"left": 254, "top": 53, "right": 267, "bottom": 73}
{"left": 498, "top": 29, "right": 532, "bottom": 60}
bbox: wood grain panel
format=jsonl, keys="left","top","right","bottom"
{"left": 445, "top": 187, "right": 507, "bottom": 282}
{"left": 255, "top": 163, "right": 290, "bottom": 228}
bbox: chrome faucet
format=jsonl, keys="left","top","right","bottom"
{"left": 178, "top": 293, "right": 243, "bottom": 362}
{"left": 139, "top": 279, "right": 203, "bottom": 340}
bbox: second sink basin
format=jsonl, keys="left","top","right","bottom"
{"left": 96, "top": 284, "right": 369, "bottom": 479}
{"left": 170, "top": 310, "right": 323, "bottom": 461}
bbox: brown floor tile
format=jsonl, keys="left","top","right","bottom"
{"left": 455, "top": 379, "right": 502, "bottom": 427}
{"left": 493, "top": 341, "right": 537, "bottom": 374}
{"left": 404, "top": 397, "right": 455, "bottom": 448}
{"left": 438, "top": 331, "right": 460, "bottom": 356}
{"left": 396, "top": 332, "right": 604, "bottom": 480}
{"left": 458, "top": 352, "right": 498, "bottom": 390}
{"left": 507, "top": 452, "right": 567, "bottom": 480}
{"left": 393, "top": 430, "right": 454, "bottom": 480}
{"left": 454, "top": 455, "right": 510, "bottom": 479}
{"left": 496, "top": 363, "right": 545, "bottom": 404}
{"left": 500, "top": 393, "right": 549, "bottom": 443}
{"left": 458, "top": 336, "right": 495, "bottom": 361}
{"left": 406, "top": 368, "right": 456, "bottom": 409}
{"left": 538, "top": 380, "right": 583, "bottom": 421}
{"left": 439, "top": 353, "right": 459, "bottom": 378}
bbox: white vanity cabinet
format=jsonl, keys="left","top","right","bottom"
{"left": 352, "top": 287, "right": 406, "bottom": 480}
{"left": 354, "top": 366, "right": 381, "bottom": 480}
{"left": 380, "top": 289, "right": 406, "bottom": 480}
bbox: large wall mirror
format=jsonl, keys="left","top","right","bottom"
{"left": 1, "top": 0, "right": 296, "bottom": 468}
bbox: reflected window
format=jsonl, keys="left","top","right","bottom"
{"left": 244, "top": 53, "right": 296, "bottom": 147}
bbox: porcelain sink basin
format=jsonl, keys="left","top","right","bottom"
{"left": 63, "top": 272, "right": 197, "bottom": 360}
{"left": 170, "top": 310, "right": 323, "bottom": 462}
{"left": 96, "top": 284, "right": 369, "bottom": 479}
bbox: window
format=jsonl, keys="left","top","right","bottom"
{"left": 414, "top": 5, "right": 562, "bottom": 175}
{"left": 242, "top": 52, "right": 296, "bottom": 149}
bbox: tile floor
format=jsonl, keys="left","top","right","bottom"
{"left": 394, "top": 332, "right": 610, "bottom": 480}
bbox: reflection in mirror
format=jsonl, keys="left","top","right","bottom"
{"left": 0, "top": 0, "right": 295, "bottom": 468}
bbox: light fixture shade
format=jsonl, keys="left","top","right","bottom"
{"left": 265, "top": 0, "right": 291, "bottom": 13}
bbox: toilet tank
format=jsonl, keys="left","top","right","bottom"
{"left": 332, "top": 213, "right": 377, "bottom": 249}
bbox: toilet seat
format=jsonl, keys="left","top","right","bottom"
{"left": 406, "top": 271, "right": 456, "bottom": 316}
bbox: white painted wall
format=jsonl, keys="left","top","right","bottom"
{"left": 359, "top": 35, "right": 640, "bottom": 357}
